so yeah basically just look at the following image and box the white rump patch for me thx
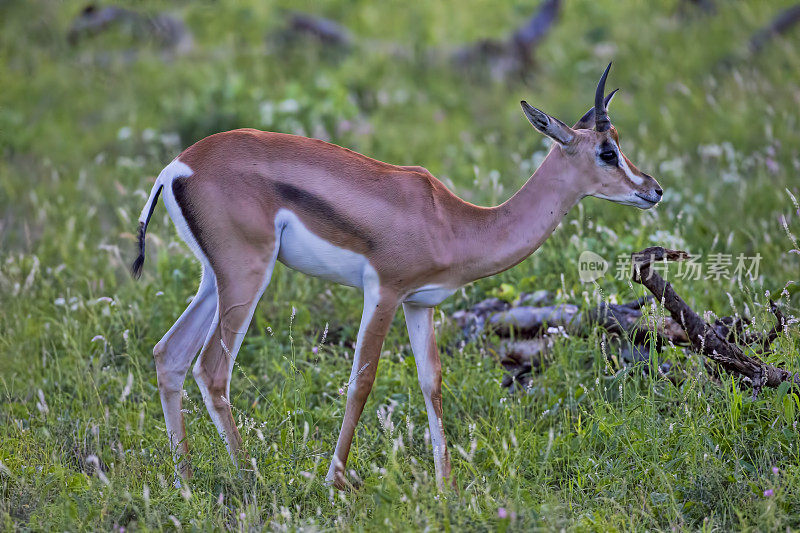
[158,159,208,264]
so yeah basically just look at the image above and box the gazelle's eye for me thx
[599,150,618,165]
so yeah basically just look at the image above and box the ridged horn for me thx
[594,62,612,132]
[573,88,618,129]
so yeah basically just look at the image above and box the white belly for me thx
[275,209,371,288]
[274,209,457,306]
[404,284,457,306]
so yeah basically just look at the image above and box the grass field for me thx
[2,0,800,529]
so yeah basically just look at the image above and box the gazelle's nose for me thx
[654,187,663,198]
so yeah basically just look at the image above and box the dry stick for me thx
[281,12,352,47]
[509,0,562,65]
[756,300,787,354]
[451,0,562,77]
[459,295,689,346]
[749,4,800,54]
[631,246,796,398]
[67,5,192,52]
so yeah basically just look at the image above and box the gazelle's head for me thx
[520,63,662,209]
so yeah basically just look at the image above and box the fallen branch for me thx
[453,289,687,389]
[749,4,800,54]
[488,303,578,336]
[679,0,716,15]
[451,250,792,392]
[509,0,562,66]
[273,12,353,49]
[498,338,548,389]
[497,335,676,391]
[266,2,561,81]
[452,0,562,80]
[454,292,688,345]
[631,246,795,398]
[67,4,193,54]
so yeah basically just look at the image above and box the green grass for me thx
[2,0,800,529]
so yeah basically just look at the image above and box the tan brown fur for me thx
[143,98,662,490]
[176,129,500,294]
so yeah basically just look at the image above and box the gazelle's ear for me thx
[573,89,618,129]
[520,101,575,146]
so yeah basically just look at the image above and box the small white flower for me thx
[259,101,275,124]
[36,389,49,415]
[160,133,180,147]
[278,99,300,113]
[86,455,110,485]
[120,372,134,403]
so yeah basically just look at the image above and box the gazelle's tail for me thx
[130,179,164,279]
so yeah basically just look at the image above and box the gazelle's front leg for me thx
[326,276,398,489]
[403,303,452,489]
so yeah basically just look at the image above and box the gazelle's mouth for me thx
[635,192,659,206]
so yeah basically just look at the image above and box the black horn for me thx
[594,62,612,132]
[573,88,618,129]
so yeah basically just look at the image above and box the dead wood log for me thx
[457,293,689,345]
[757,300,788,352]
[497,335,673,390]
[68,4,193,53]
[679,0,716,15]
[488,303,579,336]
[450,263,790,391]
[452,297,511,340]
[499,338,549,389]
[750,4,800,54]
[275,12,352,48]
[509,0,562,66]
[631,246,795,397]
[584,297,690,345]
[452,0,561,80]
[454,292,683,389]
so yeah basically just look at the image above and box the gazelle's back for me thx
[174,129,475,281]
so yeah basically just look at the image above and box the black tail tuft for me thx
[131,221,146,279]
[130,183,162,280]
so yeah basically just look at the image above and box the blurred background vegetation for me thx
[1,0,799,530]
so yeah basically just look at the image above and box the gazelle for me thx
[132,64,661,489]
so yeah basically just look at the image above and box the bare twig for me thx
[68,4,193,53]
[276,12,352,48]
[750,4,800,54]
[452,0,562,80]
[631,246,797,398]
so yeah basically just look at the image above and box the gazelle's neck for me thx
[459,147,584,282]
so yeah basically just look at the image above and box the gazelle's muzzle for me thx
[633,176,662,209]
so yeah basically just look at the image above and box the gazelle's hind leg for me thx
[193,242,280,465]
[153,265,218,485]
